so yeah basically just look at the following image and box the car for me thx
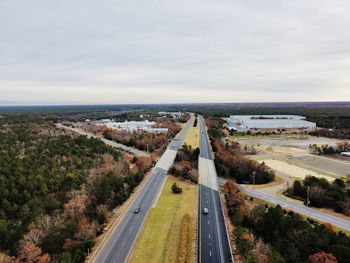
[203,208,209,214]
[134,206,140,213]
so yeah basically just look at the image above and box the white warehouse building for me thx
[99,120,168,134]
[225,115,316,132]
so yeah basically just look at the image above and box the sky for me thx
[0,0,349,105]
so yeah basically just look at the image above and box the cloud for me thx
[0,0,349,105]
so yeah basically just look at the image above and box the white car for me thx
[203,208,209,214]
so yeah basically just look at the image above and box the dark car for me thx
[134,206,140,213]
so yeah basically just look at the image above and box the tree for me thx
[19,243,51,263]
[171,183,183,194]
[309,252,337,263]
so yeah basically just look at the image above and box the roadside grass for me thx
[130,176,197,263]
[245,176,283,189]
[183,126,199,149]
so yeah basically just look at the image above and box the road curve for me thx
[217,178,350,232]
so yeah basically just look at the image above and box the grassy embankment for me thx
[183,125,199,149]
[130,176,197,263]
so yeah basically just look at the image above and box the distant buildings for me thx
[99,120,168,134]
[225,115,316,132]
[158,111,183,119]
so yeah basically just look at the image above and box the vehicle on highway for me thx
[203,207,209,214]
[134,206,140,213]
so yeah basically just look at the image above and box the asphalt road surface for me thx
[217,178,350,232]
[90,114,195,263]
[198,116,232,263]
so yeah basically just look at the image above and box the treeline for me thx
[310,128,350,140]
[309,141,350,155]
[102,128,170,153]
[286,176,350,216]
[169,144,199,184]
[224,182,350,263]
[206,118,275,184]
[0,122,152,262]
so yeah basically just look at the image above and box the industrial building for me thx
[98,120,168,134]
[225,115,316,132]
[158,111,183,118]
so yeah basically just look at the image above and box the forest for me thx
[169,144,199,184]
[224,181,350,263]
[286,176,350,216]
[206,118,275,184]
[0,120,152,262]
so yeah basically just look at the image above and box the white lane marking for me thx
[208,220,210,225]
[210,250,212,257]
[209,234,211,239]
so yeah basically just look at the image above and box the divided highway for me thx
[89,114,195,263]
[198,116,232,263]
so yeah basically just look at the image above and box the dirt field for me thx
[130,176,197,263]
[230,135,350,178]
[285,154,350,178]
[260,159,336,181]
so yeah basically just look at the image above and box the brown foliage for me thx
[20,214,62,248]
[135,157,152,173]
[224,182,245,208]
[64,195,87,221]
[19,243,50,263]
[0,253,18,263]
[309,252,337,263]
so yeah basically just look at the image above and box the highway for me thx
[89,114,195,263]
[217,178,350,232]
[198,116,232,263]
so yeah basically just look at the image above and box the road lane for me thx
[198,116,232,263]
[90,114,195,263]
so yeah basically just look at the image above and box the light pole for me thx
[306,186,310,207]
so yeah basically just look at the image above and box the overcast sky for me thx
[0,0,349,105]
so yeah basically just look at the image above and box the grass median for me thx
[130,176,197,263]
[183,126,199,149]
